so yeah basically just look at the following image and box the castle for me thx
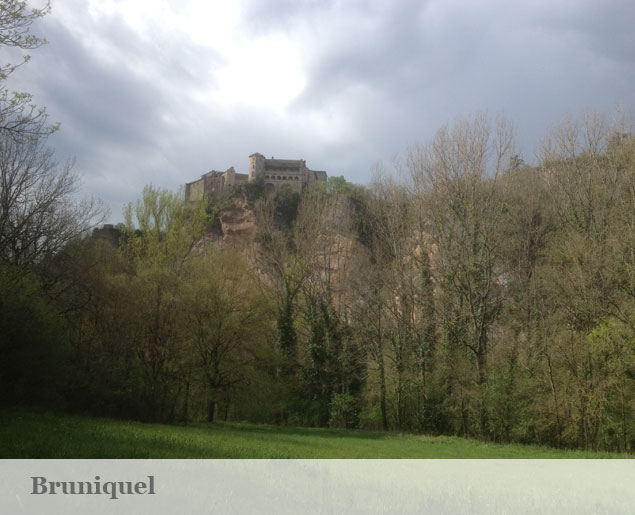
[185,153,328,201]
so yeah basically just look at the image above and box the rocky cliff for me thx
[218,198,256,247]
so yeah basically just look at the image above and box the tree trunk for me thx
[475,349,488,437]
[183,377,190,423]
[207,399,216,423]
[546,352,562,447]
[420,356,428,431]
[377,345,389,431]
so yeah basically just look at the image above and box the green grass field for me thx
[0,409,630,458]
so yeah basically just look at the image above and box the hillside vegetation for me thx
[2,111,635,454]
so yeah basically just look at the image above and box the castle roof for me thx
[264,159,305,170]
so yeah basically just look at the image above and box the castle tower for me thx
[249,153,265,181]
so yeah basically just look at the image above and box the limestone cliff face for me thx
[218,198,256,248]
[189,198,256,256]
[197,199,369,299]
[312,231,364,280]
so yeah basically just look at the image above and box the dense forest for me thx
[0,1,633,454]
[2,106,634,452]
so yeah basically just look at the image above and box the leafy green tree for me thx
[346,193,392,431]
[293,189,366,426]
[0,269,68,406]
[181,250,272,422]
[0,2,110,413]
[120,185,210,421]
[585,319,635,452]
[326,176,354,195]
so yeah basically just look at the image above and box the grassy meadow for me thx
[0,409,630,459]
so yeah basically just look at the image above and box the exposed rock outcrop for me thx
[218,198,256,248]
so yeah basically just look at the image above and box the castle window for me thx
[265,175,270,179]
[283,176,287,180]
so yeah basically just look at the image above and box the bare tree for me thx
[409,112,516,436]
[0,132,104,269]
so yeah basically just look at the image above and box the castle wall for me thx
[203,173,225,197]
[263,167,302,191]
[187,154,327,202]
[185,178,205,201]
[309,170,328,184]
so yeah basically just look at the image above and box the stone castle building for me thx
[185,153,327,201]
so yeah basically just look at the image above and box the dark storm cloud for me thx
[527,0,635,62]
[14,3,225,218]
[271,0,635,164]
[36,19,163,147]
[33,11,223,150]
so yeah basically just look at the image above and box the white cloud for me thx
[211,35,306,111]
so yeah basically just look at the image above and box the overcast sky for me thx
[8,0,635,222]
